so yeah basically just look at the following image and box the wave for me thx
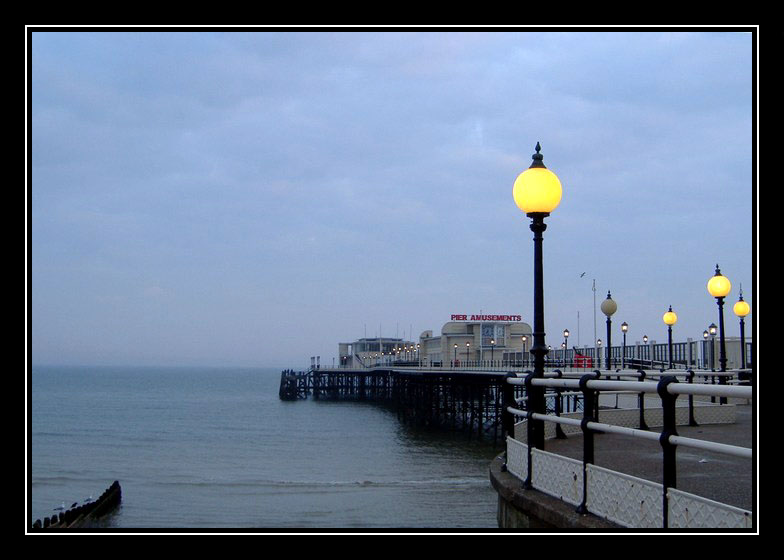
[31,475,90,486]
[152,477,488,489]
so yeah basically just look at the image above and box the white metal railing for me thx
[503,371,753,529]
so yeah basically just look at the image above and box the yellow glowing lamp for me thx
[513,143,563,215]
[734,289,750,318]
[663,306,677,326]
[707,264,731,298]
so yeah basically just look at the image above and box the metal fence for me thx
[333,338,754,372]
[502,369,753,529]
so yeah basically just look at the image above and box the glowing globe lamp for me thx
[734,298,750,318]
[707,265,732,298]
[513,143,562,215]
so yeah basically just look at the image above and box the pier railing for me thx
[502,370,753,529]
[338,338,753,372]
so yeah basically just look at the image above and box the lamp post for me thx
[454,343,458,367]
[601,291,617,370]
[707,264,731,404]
[663,306,678,370]
[563,329,570,367]
[466,341,471,366]
[512,142,563,451]
[490,338,495,366]
[521,335,528,368]
[707,264,731,373]
[734,287,750,369]
[702,330,709,369]
[621,322,628,369]
[709,323,718,402]
[643,335,649,369]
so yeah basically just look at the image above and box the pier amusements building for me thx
[340,315,533,368]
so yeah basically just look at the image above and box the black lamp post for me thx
[663,306,677,370]
[466,341,471,366]
[453,343,458,367]
[512,142,563,451]
[490,338,495,366]
[621,322,628,369]
[563,329,570,367]
[521,335,528,368]
[709,322,720,403]
[734,287,750,369]
[707,264,731,374]
[702,330,709,369]
[601,291,617,370]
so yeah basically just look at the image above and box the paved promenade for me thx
[538,401,755,512]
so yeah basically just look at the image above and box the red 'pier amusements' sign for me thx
[450,314,522,322]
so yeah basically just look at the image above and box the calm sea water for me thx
[29,366,501,530]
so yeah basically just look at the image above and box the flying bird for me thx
[580,272,586,278]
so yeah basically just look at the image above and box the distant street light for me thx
[521,335,528,368]
[702,330,709,369]
[621,322,628,369]
[663,306,678,370]
[596,339,602,363]
[734,287,750,369]
[707,265,732,404]
[601,291,617,370]
[709,323,717,370]
[707,264,731,374]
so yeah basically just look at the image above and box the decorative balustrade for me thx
[502,370,753,529]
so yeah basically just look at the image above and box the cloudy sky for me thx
[29,29,755,368]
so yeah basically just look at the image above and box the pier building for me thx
[419,317,533,366]
[338,337,417,368]
[339,316,534,368]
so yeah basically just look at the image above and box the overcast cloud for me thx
[29,29,755,368]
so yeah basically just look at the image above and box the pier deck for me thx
[539,401,754,511]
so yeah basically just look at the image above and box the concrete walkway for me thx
[538,402,755,512]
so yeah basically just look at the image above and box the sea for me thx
[29,366,501,531]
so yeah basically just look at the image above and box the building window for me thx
[482,324,506,347]
[481,324,494,347]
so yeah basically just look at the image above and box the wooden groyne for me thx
[279,367,528,444]
[31,481,122,530]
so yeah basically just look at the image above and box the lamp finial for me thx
[530,142,546,168]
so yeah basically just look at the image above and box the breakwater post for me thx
[31,481,122,530]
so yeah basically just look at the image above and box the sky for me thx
[28,29,756,369]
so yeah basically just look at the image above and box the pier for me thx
[280,366,523,443]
